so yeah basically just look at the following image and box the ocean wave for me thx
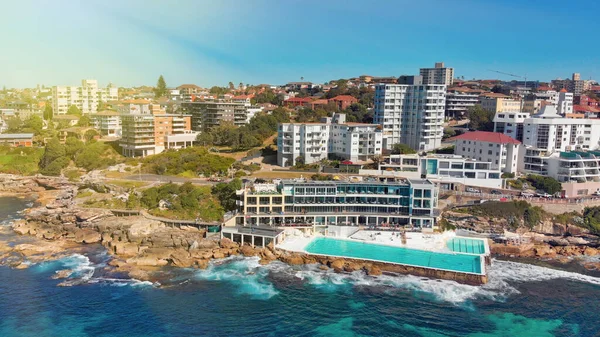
[194,256,279,300]
[490,259,600,286]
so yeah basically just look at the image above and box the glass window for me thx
[414,189,423,198]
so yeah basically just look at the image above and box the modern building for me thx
[0,133,34,147]
[182,101,251,131]
[478,93,522,113]
[419,62,454,86]
[90,110,122,137]
[372,154,503,189]
[120,105,197,157]
[494,105,600,176]
[277,113,383,167]
[235,179,439,229]
[445,88,480,120]
[373,83,446,151]
[452,131,522,174]
[557,89,574,115]
[52,79,118,115]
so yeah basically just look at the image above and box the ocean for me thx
[1,196,599,337]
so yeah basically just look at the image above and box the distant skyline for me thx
[2,0,600,88]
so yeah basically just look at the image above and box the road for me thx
[120,174,221,185]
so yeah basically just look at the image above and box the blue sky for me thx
[1,0,599,88]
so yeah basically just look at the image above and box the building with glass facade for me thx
[235,179,438,230]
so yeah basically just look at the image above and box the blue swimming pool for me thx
[304,237,482,274]
[447,238,486,255]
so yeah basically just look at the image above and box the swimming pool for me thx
[447,238,486,255]
[304,237,482,274]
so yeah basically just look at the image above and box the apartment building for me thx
[478,93,522,113]
[373,154,503,188]
[120,105,197,157]
[452,131,522,174]
[90,110,121,137]
[373,83,446,151]
[445,88,480,120]
[494,105,600,176]
[182,101,251,131]
[557,89,574,115]
[52,79,118,115]
[177,84,202,102]
[112,99,153,115]
[235,179,438,229]
[419,62,454,86]
[277,113,382,167]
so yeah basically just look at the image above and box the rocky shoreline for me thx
[2,173,600,284]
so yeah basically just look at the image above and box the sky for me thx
[1,0,600,88]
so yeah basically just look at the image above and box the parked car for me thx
[536,192,552,198]
[490,190,502,195]
[466,187,481,193]
[520,192,534,197]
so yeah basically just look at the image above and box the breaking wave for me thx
[194,256,279,300]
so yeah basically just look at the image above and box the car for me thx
[520,192,534,197]
[593,191,600,196]
[466,187,481,193]
[490,190,502,195]
[536,192,552,198]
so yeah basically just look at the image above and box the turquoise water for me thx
[447,238,486,255]
[305,237,482,274]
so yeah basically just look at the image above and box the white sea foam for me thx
[59,254,95,281]
[194,256,279,299]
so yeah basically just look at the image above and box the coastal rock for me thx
[282,254,304,265]
[169,249,194,268]
[196,259,209,269]
[74,229,101,244]
[329,259,345,272]
[584,247,599,256]
[219,238,238,250]
[212,251,225,259]
[111,242,140,257]
[240,245,257,257]
[52,269,73,279]
[534,245,556,258]
[344,262,362,272]
[126,256,168,267]
[365,264,382,276]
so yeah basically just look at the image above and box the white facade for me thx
[374,84,446,151]
[557,91,574,115]
[368,154,503,188]
[419,62,454,86]
[495,105,600,176]
[52,79,118,115]
[445,90,478,120]
[493,112,530,142]
[277,113,383,167]
[91,112,121,137]
[453,132,522,174]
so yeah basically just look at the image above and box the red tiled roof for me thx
[574,105,600,113]
[479,92,509,98]
[285,97,312,103]
[591,86,600,91]
[451,131,521,144]
[330,95,358,101]
[559,88,568,93]
[537,86,553,91]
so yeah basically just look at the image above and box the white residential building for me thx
[52,79,118,115]
[277,113,383,167]
[91,111,122,137]
[494,105,600,176]
[445,89,479,120]
[419,62,454,86]
[374,83,446,151]
[452,131,522,174]
[113,99,153,115]
[367,154,503,189]
[557,89,574,115]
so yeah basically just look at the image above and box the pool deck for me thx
[276,230,490,282]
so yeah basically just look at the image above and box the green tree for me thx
[196,132,214,146]
[5,118,22,132]
[228,82,234,90]
[443,127,456,140]
[23,115,43,135]
[527,175,561,195]
[66,105,82,116]
[39,138,68,176]
[211,178,242,211]
[77,115,91,127]
[84,129,98,142]
[467,105,495,131]
[126,192,140,209]
[524,206,543,229]
[65,137,85,158]
[154,75,167,98]
[43,104,53,120]
[97,100,106,111]
[391,143,417,154]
